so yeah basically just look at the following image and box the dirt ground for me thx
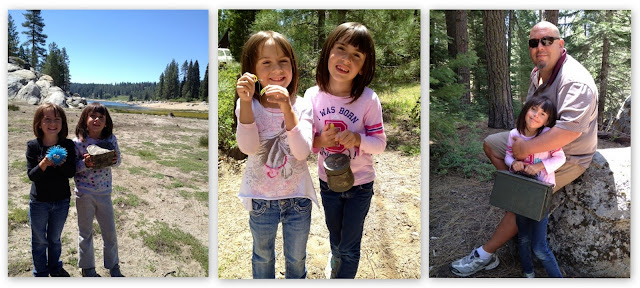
[7,101,209,277]
[217,124,422,279]
[428,121,627,278]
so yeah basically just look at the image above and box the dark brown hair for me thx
[316,22,376,102]
[516,97,557,137]
[33,103,68,140]
[75,102,114,140]
[239,31,299,100]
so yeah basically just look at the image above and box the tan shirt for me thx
[527,53,598,168]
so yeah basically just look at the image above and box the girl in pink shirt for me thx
[305,22,386,278]
[235,31,315,279]
[506,97,565,278]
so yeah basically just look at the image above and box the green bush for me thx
[218,62,241,154]
[8,104,19,111]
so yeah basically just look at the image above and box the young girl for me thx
[305,22,386,279]
[235,31,316,279]
[505,97,565,278]
[26,103,76,277]
[73,102,124,277]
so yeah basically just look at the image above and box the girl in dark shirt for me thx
[25,103,76,277]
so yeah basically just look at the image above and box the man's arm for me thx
[511,126,581,159]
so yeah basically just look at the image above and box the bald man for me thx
[449,21,598,277]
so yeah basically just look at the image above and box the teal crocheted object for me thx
[46,145,68,166]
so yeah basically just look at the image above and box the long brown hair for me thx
[75,102,114,141]
[32,103,68,140]
[239,31,299,100]
[316,22,376,102]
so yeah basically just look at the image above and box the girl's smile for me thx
[256,39,292,89]
[525,104,549,135]
[40,109,62,138]
[87,112,106,138]
[327,37,366,95]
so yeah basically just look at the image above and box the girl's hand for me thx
[263,85,292,109]
[523,162,544,176]
[236,72,257,103]
[39,157,54,171]
[511,161,525,172]
[335,130,361,149]
[111,154,118,164]
[83,153,94,168]
[320,123,340,147]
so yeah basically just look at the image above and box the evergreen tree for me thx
[21,10,47,70]
[42,42,63,87]
[200,63,208,101]
[163,60,180,99]
[61,47,71,91]
[158,73,165,100]
[182,60,194,100]
[191,60,201,101]
[8,14,20,57]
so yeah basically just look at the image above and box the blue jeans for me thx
[29,198,70,277]
[516,214,563,277]
[320,179,374,279]
[249,197,312,279]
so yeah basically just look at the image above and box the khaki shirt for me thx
[527,53,598,168]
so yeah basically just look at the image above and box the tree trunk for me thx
[445,11,471,105]
[482,10,515,129]
[508,10,513,68]
[544,10,559,26]
[317,10,326,51]
[598,10,613,129]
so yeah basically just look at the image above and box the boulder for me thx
[8,68,37,100]
[15,81,41,105]
[610,95,631,136]
[548,148,630,277]
[45,87,68,107]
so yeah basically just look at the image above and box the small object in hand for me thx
[330,123,335,129]
[87,144,116,169]
[254,78,266,96]
[46,145,68,166]
[323,153,354,192]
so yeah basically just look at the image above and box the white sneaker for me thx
[449,249,500,277]
[523,272,535,278]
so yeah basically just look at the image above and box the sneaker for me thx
[82,268,101,277]
[523,272,535,278]
[50,267,70,277]
[110,264,125,277]
[449,249,500,277]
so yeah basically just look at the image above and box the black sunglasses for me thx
[528,36,560,48]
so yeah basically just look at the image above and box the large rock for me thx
[610,95,631,136]
[8,69,37,100]
[548,148,630,277]
[15,81,42,105]
[45,87,68,107]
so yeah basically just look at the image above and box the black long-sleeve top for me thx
[26,138,77,202]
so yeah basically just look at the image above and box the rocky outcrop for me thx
[7,57,86,108]
[611,96,631,136]
[548,148,631,277]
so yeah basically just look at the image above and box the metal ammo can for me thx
[323,153,355,192]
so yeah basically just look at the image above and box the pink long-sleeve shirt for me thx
[235,96,317,211]
[505,127,566,186]
[305,86,386,186]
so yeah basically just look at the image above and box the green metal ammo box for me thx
[489,170,554,221]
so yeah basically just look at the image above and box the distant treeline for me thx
[70,82,157,101]
[70,60,209,102]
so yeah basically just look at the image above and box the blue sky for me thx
[8,10,208,84]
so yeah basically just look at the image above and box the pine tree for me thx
[191,60,201,102]
[21,10,47,70]
[61,48,71,91]
[200,63,208,101]
[42,42,63,87]
[182,60,193,100]
[8,14,20,57]
[157,73,165,100]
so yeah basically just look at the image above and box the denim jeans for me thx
[516,214,563,277]
[249,197,312,279]
[29,198,70,277]
[320,179,374,279]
